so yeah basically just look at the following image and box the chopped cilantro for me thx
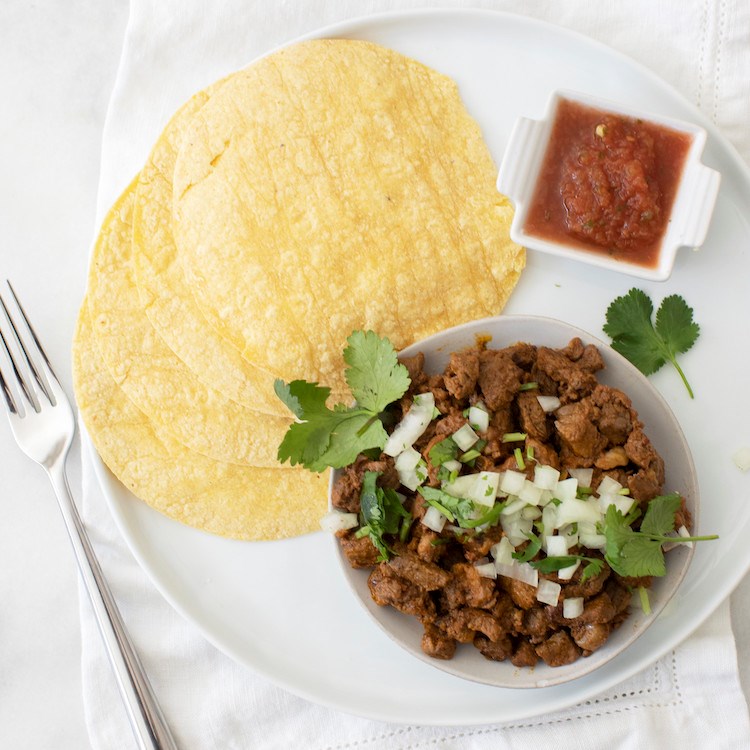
[530,554,605,582]
[428,436,459,467]
[512,531,542,563]
[276,331,410,471]
[358,471,411,561]
[603,288,700,398]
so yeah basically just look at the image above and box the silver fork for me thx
[0,281,178,750]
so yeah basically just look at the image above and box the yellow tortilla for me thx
[73,306,328,540]
[133,85,331,416]
[87,179,291,467]
[172,38,524,394]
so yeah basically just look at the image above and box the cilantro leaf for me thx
[529,554,604,582]
[275,332,411,471]
[343,330,410,413]
[512,531,542,563]
[418,486,475,527]
[603,288,699,398]
[428,436,459,467]
[639,492,682,537]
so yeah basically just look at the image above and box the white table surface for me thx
[0,2,748,749]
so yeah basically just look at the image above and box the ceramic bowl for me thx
[497,90,720,281]
[330,315,698,688]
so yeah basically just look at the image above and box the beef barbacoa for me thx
[330,338,691,668]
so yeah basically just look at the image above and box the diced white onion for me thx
[319,510,359,533]
[518,480,543,506]
[501,514,533,547]
[422,505,447,533]
[453,423,479,451]
[468,405,490,433]
[491,537,515,565]
[597,475,623,495]
[501,497,527,516]
[597,493,617,512]
[545,535,568,557]
[536,395,561,413]
[541,503,558,533]
[383,392,435,456]
[677,525,694,548]
[614,496,635,516]
[394,446,422,472]
[536,579,561,606]
[443,459,462,473]
[555,497,603,528]
[501,469,527,495]
[557,561,580,580]
[474,562,497,579]
[444,471,500,508]
[563,597,584,619]
[495,560,539,587]
[398,459,427,491]
[522,506,542,521]
[579,531,607,550]
[554,477,578,503]
[568,468,593,488]
[732,446,750,472]
[533,464,560,490]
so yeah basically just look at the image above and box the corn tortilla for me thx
[87,179,291,467]
[134,86,334,416]
[172,39,524,395]
[73,306,328,540]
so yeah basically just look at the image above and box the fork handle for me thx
[47,462,178,750]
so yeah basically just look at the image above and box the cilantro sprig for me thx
[603,288,700,398]
[275,331,410,471]
[602,493,718,578]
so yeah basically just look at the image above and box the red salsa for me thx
[524,99,692,267]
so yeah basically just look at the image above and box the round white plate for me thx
[93,9,750,725]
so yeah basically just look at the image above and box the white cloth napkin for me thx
[80,1,750,748]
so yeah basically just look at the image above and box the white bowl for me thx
[497,90,720,281]
[331,315,698,688]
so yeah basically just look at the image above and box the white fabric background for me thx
[80,1,750,748]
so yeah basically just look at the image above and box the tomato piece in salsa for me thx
[524,99,692,267]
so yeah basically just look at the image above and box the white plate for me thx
[92,9,750,725]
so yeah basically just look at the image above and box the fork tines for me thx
[0,281,57,415]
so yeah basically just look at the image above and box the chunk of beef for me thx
[442,563,498,610]
[536,345,598,404]
[461,526,505,563]
[591,385,634,445]
[561,564,610,599]
[577,344,605,373]
[510,639,538,668]
[368,564,435,621]
[517,391,551,441]
[627,468,663,503]
[526,437,560,470]
[570,622,612,654]
[604,579,632,617]
[478,349,523,410]
[338,531,380,568]
[475,633,514,661]
[674,495,693,531]
[506,342,538,370]
[625,427,666,500]
[388,553,451,591]
[435,608,504,643]
[520,607,553,642]
[535,631,581,667]
[400,352,429,391]
[409,524,443,564]
[499,577,538,610]
[576,592,616,625]
[422,623,457,660]
[443,348,480,400]
[554,400,607,460]
[595,446,629,469]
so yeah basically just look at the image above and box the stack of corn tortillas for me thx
[73,38,525,541]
